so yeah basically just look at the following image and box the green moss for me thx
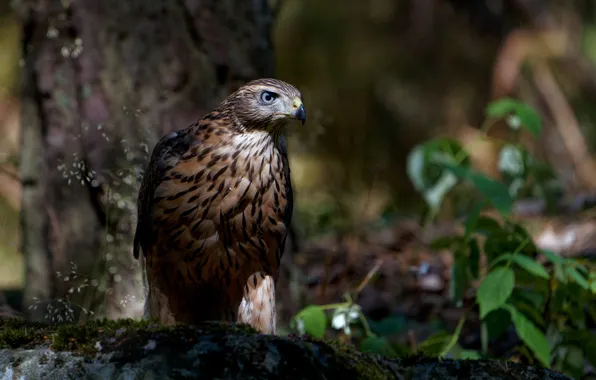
[0,317,259,358]
[0,318,50,348]
[0,318,571,379]
[0,317,402,378]
[279,334,395,379]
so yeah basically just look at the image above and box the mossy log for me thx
[0,318,571,380]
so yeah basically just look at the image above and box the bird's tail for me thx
[139,254,151,320]
[237,272,277,335]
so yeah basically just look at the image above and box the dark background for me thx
[0,0,595,376]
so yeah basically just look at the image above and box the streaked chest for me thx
[154,130,291,237]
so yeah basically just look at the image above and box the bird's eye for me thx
[260,91,278,104]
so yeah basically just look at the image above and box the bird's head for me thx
[224,78,306,132]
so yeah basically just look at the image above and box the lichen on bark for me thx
[0,318,573,379]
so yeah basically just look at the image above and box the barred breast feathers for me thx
[151,120,290,266]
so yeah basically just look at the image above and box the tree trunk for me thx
[15,0,275,321]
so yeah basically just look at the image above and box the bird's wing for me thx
[133,128,196,259]
[278,135,294,229]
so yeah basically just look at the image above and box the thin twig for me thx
[532,61,596,189]
[408,330,417,351]
[355,258,383,295]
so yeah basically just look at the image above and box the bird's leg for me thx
[145,283,178,324]
[237,272,277,334]
[140,255,151,320]
[143,259,177,325]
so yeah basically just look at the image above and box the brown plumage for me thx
[133,78,305,334]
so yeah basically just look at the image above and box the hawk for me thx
[133,78,305,335]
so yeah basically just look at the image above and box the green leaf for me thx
[406,139,469,212]
[489,254,514,267]
[418,331,453,356]
[451,248,469,305]
[423,172,458,211]
[550,285,567,313]
[464,201,487,238]
[566,299,587,329]
[510,299,546,330]
[572,262,589,276]
[482,222,534,263]
[470,216,503,237]
[295,305,327,338]
[513,267,549,293]
[542,249,565,264]
[560,330,596,373]
[440,314,467,357]
[477,267,515,318]
[359,336,400,357]
[590,274,596,294]
[430,236,462,250]
[484,308,512,340]
[437,162,514,217]
[486,98,542,138]
[506,222,537,249]
[584,335,596,369]
[561,345,584,380]
[565,266,589,290]
[369,316,407,336]
[493,254,550,279]
[515,104,542,138]
[457,350,482,359]
[504,305,551,368]
[513,289,546,311]
[565,282,590,304]
[486,98,521,118]
[468,238,480,279]
[554,264,568,284]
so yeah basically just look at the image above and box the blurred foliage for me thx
[273,0,502,237]
[0,6,20,95]
[291,99,596,379]
[271,0,596,241]
[0,0,595,240]
[0,3,21,287]
[0,197,20,288]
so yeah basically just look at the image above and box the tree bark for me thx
[15,0,274,321]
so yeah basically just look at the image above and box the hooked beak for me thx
[291,97,306,125]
